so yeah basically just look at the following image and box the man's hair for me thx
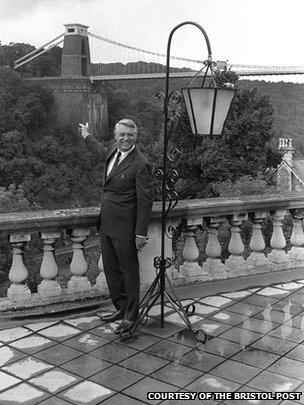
[114,118,138,135]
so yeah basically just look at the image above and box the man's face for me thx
[115,124,137,152]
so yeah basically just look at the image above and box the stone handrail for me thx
[1,193,304,313]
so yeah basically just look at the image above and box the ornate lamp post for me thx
[122,22,236,342]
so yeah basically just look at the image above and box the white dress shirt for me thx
[106,145,135,177]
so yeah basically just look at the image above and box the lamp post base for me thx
[119,265,208,344]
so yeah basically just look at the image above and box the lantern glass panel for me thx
[182,87,235,135]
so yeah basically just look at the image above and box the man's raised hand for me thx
[78,122,90,139]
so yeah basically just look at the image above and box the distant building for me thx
[276,138,304,192]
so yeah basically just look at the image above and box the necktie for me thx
[109,151,121,176]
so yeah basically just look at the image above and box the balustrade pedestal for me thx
[201,217,227,280]
[7,233,31,302]
[67,228,92,294]
[38,231,62,298]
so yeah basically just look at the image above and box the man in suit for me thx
[79,119,153,334]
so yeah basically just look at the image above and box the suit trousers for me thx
[100,232,139,322]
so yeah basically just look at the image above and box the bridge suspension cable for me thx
[13,33,64,70]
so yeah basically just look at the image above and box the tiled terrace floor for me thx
[0,281,304,404]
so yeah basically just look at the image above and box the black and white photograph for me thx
[0,0,304,404]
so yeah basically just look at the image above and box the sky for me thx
[1,0,304,82]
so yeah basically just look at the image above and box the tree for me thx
[0,43,62,77]
[149,87,281,199]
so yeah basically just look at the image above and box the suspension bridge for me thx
[13,23,304,82]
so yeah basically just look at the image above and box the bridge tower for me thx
[61,23,91,76]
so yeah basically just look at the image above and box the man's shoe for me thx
[100,310,124,323]
[114,319,134,334]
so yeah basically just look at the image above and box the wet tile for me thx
[25,322,58,332]
[289,313,304,329]
[89,365,143,391]
[209,359,260,384]
[144,340,192,361]
[119,351,169,374]
[226,302,263,317]
[192,320,231,336]
[147,304,173,316]
[242,295,278,308]
[200,296,233,308]
[269,325,304,343]
[179,348,225,372]
[267,357,304,380]
[0,382,48,404]
[254,308,293,324]
[33,344,80,366]
[0,370,21,391]
[271,300,304,316]
[0,327,32,343]
[122,376,178,404]
[89,323,120,341]
[59,381,113,405]
[64,316,102,330]
[99,393,144,405]
[89,341,138,363]
[257,287,291,297]
[37,397,72,405]
[167,328,208,349]
[274,282,303,290]
[38,397,72,405]
[248,370,302,392]
[29,369,81,394]
[117,331,161,350]
[293,382,304,404]
[3,356,53,379]
[286,294,304,306]
[236,318,274,334]
[38,323,81,341]
[60,353,112,377]
[186,373,241,392]
[151,362,202,387]
[221,291,252,299]
[286,344,304,362]
[210,311,247,326]
[164,312,203,325]
[250,335,297,355]
[10,335,56,354]
[191,303,219,315]
[140,320,184,338]
[62,332,109,353]
[231,347,279,369]
[0,346,26,367]
[204,337,243,358]
[218,327,263,347]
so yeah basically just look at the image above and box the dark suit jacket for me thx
[85,135,153,240]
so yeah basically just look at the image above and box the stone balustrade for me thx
[1,193,304,313]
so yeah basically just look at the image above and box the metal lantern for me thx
[182,84,236,135]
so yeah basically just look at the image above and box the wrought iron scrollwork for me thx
[165,224,178,240]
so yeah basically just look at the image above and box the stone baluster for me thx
[225,213,248,277]
[180,216,209,282]
[7,233,31,301]
[201,216,227,279]
[38,231,62,298]
[95,253,109,295]
[288,209,304,266]
[247,211,268,271]
[67,228,91,293]
[267,209,289,268]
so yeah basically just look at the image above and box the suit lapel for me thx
[106,147,136,182]
[104,148,117,182]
